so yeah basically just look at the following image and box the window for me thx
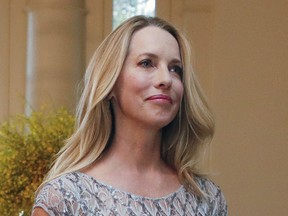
[113,0,155,29]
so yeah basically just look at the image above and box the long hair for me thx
[39,16,214,196]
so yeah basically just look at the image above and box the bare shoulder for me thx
[31,207,49,216]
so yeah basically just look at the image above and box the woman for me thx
[32,16,227,215]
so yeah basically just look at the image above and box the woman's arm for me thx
[31,207,49,216]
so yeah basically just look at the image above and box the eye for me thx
[138,59,154,68]
[169,65,183,76]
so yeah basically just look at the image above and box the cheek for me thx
[115,74,150,102]
[174,80,184,99]
[126,74,151,92]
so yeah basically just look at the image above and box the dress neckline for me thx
[75,171,185,201]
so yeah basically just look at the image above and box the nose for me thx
[154,66,172,89]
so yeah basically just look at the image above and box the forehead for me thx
[128,26,180,58]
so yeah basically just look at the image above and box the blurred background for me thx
[0,0,287,215]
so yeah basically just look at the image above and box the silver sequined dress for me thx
[33,172,227,215]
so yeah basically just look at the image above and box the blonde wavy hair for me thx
[40,15,214,196]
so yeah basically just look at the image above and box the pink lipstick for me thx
[146,94,173,104]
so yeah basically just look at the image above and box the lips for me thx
[146,94,173,104]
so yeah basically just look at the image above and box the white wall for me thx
[212,1,288,215]
[158,0,288,215]
[0,0,27,122]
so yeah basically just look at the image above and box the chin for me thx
[148,115,177,129]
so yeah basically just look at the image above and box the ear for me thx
[107,90,115,100]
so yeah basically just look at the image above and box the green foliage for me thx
[0,108,74,215]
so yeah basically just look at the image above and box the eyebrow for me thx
[138,52,182,64]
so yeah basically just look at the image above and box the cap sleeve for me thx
[196,177,228,216]
[213,186,228,216]
[33,183,67,216]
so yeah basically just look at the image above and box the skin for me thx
[84,26,184,197]
[32,26,183,215]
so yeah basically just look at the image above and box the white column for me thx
[0,0,10,122]
[26,0,86,114]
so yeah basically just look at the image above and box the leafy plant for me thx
[0,108,74,215]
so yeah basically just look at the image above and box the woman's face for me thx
[111,26,184,130]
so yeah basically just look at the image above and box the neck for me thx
[103,124,164,172]
[81,121,180,196]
